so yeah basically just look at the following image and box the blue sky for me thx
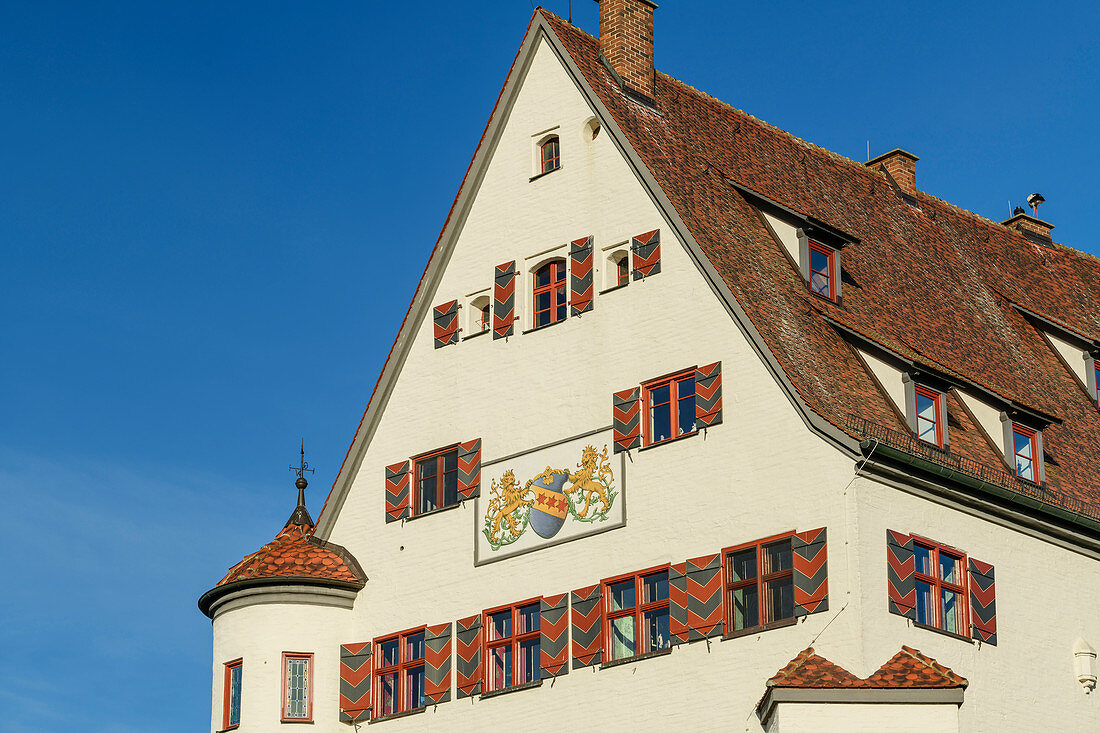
[1,2,1096,730]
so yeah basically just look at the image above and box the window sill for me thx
[217,727,240,732]
[529,166,562,182]
[407,501,463,522]
[599,282,629,295]
[522,317,568,335]
[369,707,426,725]
[600,646,673,670]
[722,617,797,641]
[639,430,698,451]
[280,719,314,724]
[479,679,542,700]
[913,621,974,644]
[463,328,491,341]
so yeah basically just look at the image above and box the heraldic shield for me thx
[529,469,569,538]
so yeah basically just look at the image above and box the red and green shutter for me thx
[631,229,661,279]
[968,558,997,645]
[455,614,483,698]
[792,527,828,616]
[887,530,916,619]
[695,362,723,428]
[669,562,689,645]
[384,460,411,523]
[457,439,481,501]
[339,642,371,724]
[569,236,594,315]
[432,300,459,348]
[612,387,641,453]
[493,261,517,339]
[424,622,452,705]
[540,593,570,678]
[570,584,603,668]
[684,553,724,640]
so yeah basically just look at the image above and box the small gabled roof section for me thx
[765,647,863,688]
[864,646,969,689]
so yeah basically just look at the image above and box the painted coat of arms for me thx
[483,444,617,550]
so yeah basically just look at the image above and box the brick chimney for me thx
[1001,212,1054,242]
[596,0,657,101]
[866,149,919,200]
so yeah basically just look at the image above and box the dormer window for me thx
[540,136,560,174]
[904,378,948,449]
[1011,424,1039,483]
[808,241,836,301]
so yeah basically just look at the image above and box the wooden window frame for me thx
[911,536,969,638]
[808,241,836,301]
[616,253,630,286]
[483,597,542,693]
[722,531,797,637]
[642,368,697,446]
[532,259,567,329]
[602,563,671,662]
[914,384,945,448]
[540,136,560,174]
[280,652,313,723]
[412,444,460,516]
[222,658,242,730]
[479,303,491,333]
[372,626,427,720]
[1012,423,1039,483]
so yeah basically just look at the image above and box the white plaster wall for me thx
[766,702,959,733]
[1046,331,1090,388]
[762,211,799,265]
[857,348,906,418]
[955,391,1005,458]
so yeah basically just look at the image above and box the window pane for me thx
[1014,430,1033,459]
[810,248,830,274]
[939,554,958,585]
[610,615,636,660]
[536,291,551,312]
[379,672,398,716]
[1016,453,1034,481]
[442,468,458,507]
[443,451,457,471]
[418,460,437,479]
[942,590,960,635]
[286,658,307,718]
[643,607,670,652]
[609,580,635,611]
[229,666,242,725]
[643,571,669,603]
[518,638,540,684]
[490,645,512,690]
[764,540,792,574]
[914,544,932,576]
[406,665,424,710]
[553,261,565,279]
[915,580,934,626]
[488,611,512,641]
[418,475,437,514]
[729,549,757,583]
[765,577,794,622]
[650,402,672,442]
[617,257,629,284]
[536,265,551,287]
[810,271,830,296]
[730,585,759,631]
[678,393,696,436]
[517,603,540,634]
[380,640,399,668]
[405,632,424,662]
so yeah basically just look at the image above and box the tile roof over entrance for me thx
[540,9,1100,521]
[766,646,967,690]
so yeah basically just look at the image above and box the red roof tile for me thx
[217,521,363,587]
[766,648,863,688]
[765,647,967,690]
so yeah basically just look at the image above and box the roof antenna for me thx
[568,0,572,24]
[866,140,870,161]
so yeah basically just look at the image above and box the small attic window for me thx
[540,136,560,174]
[808,242,836,301]
[1011,424,1039,483]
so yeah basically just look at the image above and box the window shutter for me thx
[540,593,570,679]
[612,387,642,453]
[685,554,724,641]
[968,558,997,645]
[695,361,723,428]
[432,300,459,348]
[424,623,452,704]
[457,439,481,501]
[455,615,483,698]
[631,229,661,279]
[384,460,411,523]
[339,642,371,724]
[792,527,828,616]
[669,562,689,645]
[570,584,603,668]
[493,261,517,339]
[569,236,594,315]
[886,530,916,619]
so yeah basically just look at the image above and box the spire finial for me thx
[286,440,316,528]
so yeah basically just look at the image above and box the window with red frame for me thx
[616,254,630,286]
[414,446,459,515]
[913,539,967,636]
[606,567,670,661]
[914,385,944,447]
[539,137,560,174]
[479,303,491,332]
[1012,424,1038,483]
[725,535,795,633]
[281,652,312,721]
[644,370,696,445]
[808,242,836,300]
[485,600,541,691]
[532,260,567,328]
[373,629,425,719]
[223,659,242,729]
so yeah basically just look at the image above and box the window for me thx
[485,600,541,691]
[914,385,945,447]
[281,653,312,722]
[616,254,630,286]
[643,370,696,445]
[532,260,567,328]
[414,446,459,515]
[1012,424,1038,483]
[913,539,967,636]
[1094,363,1099,404]
[373,629,425,719]
[605,567,670,661]
[539,136,560,174]
[223,659,242,729]
[808,241,836,300]
[725,535,795,634]
[479,303,491,333]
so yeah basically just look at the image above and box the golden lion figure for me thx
[486,469,533,544]
[563,444,614,518]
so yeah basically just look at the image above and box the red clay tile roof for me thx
[766,647,967,690]
[540,10,1100,521]
[766,648,863,688]
[217,521,363,587]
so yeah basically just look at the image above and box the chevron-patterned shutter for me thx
[792,527,828,616]
[433,300,459,348]
[455,615,483,698]
[493,261,517,339]
[571,584,603,668]
[457,439,481,501]
[540,593,569,678]
[669,562,689,645]
[887,530,916,619]
[569,236,594,315]
[631,229,661,279]
[968,558,997,645]
[339,642,371,724]
[695,361,723,428]
[685,554,724,640]
[424,623,452,705]
[384,460,411,523]
[612,387,641,453]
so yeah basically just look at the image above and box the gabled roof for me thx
[766,646,967,690]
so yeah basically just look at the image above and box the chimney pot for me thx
[595,0,658,101]
[866,148,919,200]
